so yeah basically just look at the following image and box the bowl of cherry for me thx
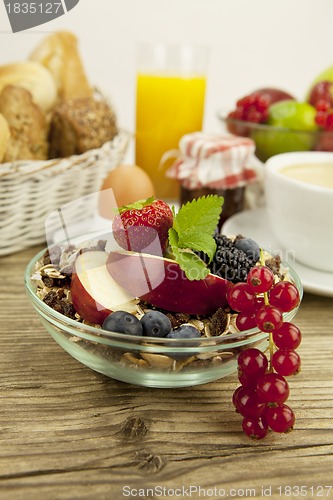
[218,84,333,162]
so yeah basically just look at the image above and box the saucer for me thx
[222,208,333,298]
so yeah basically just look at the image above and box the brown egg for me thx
[98,164,156,219]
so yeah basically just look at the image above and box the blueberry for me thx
[140,311,172,338]
[102,311,143,336]
[166,324,201,339]
[166,324,201,359]
[234,237,260,262]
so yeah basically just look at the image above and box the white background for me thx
[1,0,333,142]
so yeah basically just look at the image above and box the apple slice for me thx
[71,251,137,325]
[106,250,231,316]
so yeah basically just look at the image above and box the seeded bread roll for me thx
[0,61,57,112]
[48,97,118,158]
[0,113,10,162]
[0,85,48,162]
[29,31,93,101]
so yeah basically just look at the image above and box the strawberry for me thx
[112,197,173,255]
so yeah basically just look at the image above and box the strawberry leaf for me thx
[118,196,155,214]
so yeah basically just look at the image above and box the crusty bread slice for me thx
[29,31,93,101]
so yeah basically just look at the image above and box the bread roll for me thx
[0,113,10,162]
[48,97,118,158]
[0,61,57,112]
[0,85,48,162]
[29,31,93,101]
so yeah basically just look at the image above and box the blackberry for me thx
[208,235,257,283]
[214,234,234,250]
[197,234,234,265]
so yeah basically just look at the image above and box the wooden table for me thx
[1,245,333,500]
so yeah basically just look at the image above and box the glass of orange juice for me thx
[135,43,209,201]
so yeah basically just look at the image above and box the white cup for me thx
[264,152,333,272]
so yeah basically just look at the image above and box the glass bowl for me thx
[218,111,333,162]
[25,246,303,388]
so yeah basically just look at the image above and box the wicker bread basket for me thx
[0,130,130,256]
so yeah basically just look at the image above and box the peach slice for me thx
[106,250,231,316]
[71,251,137,325]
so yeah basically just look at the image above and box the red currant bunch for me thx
[228,260,302,440]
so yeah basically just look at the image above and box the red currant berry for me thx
[238,369,256,387]
[242,416,268,440]
[316,110,328,128]
[254,296,265,310]
[316,99,330,112]
[236,312,257,331]
[227,283,256,312]
[256,372,290,405]
[256,305,283,332]
[269,281,300,312]
[238,348,269,382]
[273,322,302,350]
[272,349,301,376]
[232,385,243,408]
[265,404,295,433]
[326,112,333,130]
[234,386,267,418]
[247,266,274,294]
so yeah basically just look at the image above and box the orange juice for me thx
[135,73,206,200]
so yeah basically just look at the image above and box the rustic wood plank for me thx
[1,246,333,500]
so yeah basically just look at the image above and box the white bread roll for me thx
[0,61,57,112]
[0,113,10,162]
[29,31,93,100]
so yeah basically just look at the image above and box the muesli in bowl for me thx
[25,195,302,388]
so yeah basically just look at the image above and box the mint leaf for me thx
[168,195,224,280]
[169,228,209,280]
[173,195,223,264]
[174,195,223,238]
[178,232,217,263]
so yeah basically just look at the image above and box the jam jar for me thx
[166,132,258,229]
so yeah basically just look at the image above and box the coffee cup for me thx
[264,151,333,272]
